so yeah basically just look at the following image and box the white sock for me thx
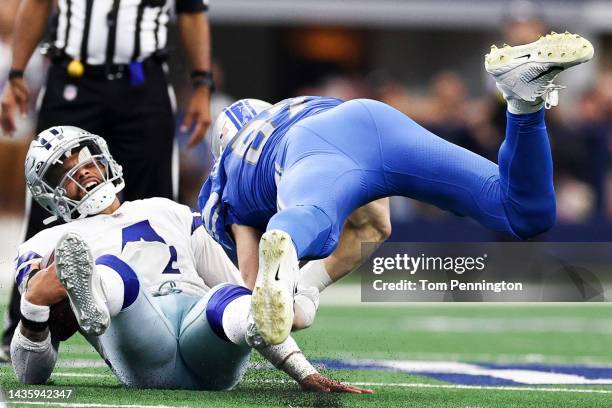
[298,259,332,292]
[221,295,251,346]
[293,290,318,330]
[96,264,124,317]
[506,97,544,115]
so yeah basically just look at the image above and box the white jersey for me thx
[15,198,243,297]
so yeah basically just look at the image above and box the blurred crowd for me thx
[269,16,612,226]
[1,1,611,227]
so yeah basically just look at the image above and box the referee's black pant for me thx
[2,58,177,350]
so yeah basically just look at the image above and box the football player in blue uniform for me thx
[199,33,594,345]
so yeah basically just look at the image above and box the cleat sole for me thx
[251,231,295,345]
[485,32,594,74]
[55,232,109,336]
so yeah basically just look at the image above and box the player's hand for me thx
[180,86,212,147]
[0,78,29,135]
[299,373,374,394]
[25,262,67,306]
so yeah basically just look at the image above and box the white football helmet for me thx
[210,98,272,159]
[25,126,125,223]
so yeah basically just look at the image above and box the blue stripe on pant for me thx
[95,255,139,309]
[179,284,252,390]
[269,99,555,259]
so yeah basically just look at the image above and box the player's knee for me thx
[510,196,556,239]
[268,206,334,258]
[95,255,140,311]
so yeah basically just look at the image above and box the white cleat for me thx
[55,232,109,336]
[251,230,299,345]
[485,32,594,111]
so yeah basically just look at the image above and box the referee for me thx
[0,0,214,360]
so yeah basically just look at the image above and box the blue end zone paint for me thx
[312,359,612,386]
[419,374,521,386]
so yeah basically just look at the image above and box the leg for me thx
[178,284,252,390]
[180,283,320,390]
[360,99,556,240]
[55,233,201,389]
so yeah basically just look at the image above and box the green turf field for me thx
[1,302,612,407]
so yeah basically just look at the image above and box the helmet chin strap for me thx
[43,215,58,225]
[77,183,117,216]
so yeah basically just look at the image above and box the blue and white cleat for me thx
[55,232,109,336]
[485,32,594,112]
[251,230,299,345]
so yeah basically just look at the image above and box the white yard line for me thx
[246,379,612,394]
[56,361,107,369]
[334,359,612,385]
[313,350,612,366]
[319,284,612,306]
[53,372,112,378]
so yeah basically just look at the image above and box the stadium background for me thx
[2,0,612,406]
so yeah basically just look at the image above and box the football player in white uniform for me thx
[10,126,372,394]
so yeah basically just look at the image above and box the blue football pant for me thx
[268,99,555,259]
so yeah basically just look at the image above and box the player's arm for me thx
[294,199,391,331]
[176,0,212,146]
[256,335,373,394]
[324,198,392,280]
[0,0,53,134]
[191,225,245,287]
[11,259,66,384]
[230,224,262,289]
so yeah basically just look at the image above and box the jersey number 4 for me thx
[122,220,180,274]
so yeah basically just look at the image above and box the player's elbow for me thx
[373,218,392,243]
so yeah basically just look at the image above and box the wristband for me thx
[21,295,50,323]
[15,323,51,351]
[281,351,318,381]
[21,317,49,333]
[8,69,24,80]
[191,70,215,91]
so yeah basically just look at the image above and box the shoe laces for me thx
[535,81,566,109]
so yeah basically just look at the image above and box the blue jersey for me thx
[198,96,343,250]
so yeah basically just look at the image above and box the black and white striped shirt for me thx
[52,0,208,65]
